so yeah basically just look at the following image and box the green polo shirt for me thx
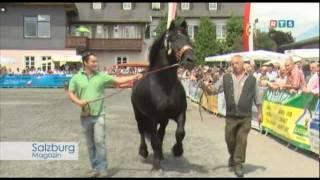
[68,70,115,116]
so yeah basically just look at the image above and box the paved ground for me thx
[0,88,319,177]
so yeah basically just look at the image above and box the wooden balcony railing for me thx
[66,36,143,51]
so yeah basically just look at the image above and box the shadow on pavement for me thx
[139,152,209,174]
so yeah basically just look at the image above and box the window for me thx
[216,24,226,39]
[95,24,104,38]
[116,56,129,65]
[41,56,52,71]
[209,3,217,11]
[187,25,193,40]
[123,3,132,10]
[122,57,127,64]
[113,25,120,38]
[42,63,46,71]
[117,57,122,64]
[47,62,51,71]
[122,25,137,39]
[37,15,50,38]
[92,2,102,10]
[24,17,37,38]
[187,25,198,40]
[181,3,190,10]
[145,25,150,39]
[25,56,35,69]
[151,3,160,10]
[24,15,50,38]
[194,26,199,36]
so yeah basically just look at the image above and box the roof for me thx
[279,36,319,49]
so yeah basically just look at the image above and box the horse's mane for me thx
[148,31,167,68]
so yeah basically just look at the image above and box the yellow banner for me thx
[262,101,312,148]
[201,95,218,114]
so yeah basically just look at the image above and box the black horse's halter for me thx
[164,31,193,62]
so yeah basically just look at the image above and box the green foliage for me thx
[268,28,295,47]
[154,15,185,40]
[194,17,217,65]
[254,29,277,51]
[225,16,243,52]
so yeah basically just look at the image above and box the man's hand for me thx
[78,100,88,107]
[134,73,143,81]
[289,89,297,94]
[302,86,310,93]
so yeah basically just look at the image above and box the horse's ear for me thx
[180,19,187,30]
[168,20,175,30]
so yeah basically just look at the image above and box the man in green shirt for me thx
[68,52,142,177]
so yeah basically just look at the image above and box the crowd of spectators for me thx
[178,57,319,96]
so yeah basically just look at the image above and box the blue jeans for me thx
[81,115,107,172]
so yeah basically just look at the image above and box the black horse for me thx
[131,19,194,170]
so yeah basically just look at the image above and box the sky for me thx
[251,3,319,41]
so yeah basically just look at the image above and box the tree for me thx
[194,17,217,65]
[154,16,168,40]
[225,15,243,52]
[154,15,185,40]
[268,28,294,47]
[254,29,277,51]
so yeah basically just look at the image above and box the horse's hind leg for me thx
[172,112,186,157]
[157,119,169,160]
[133,106,149,159]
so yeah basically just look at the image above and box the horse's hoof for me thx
[160,154,164,160]
[151,164,161,171]
[151,159,161,171]
[172,143,183,157]
[139,147,148,159]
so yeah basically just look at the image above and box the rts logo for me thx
[270,20,295,28]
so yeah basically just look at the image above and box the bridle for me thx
[164,31,193,62]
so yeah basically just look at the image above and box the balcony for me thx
[65,36,88,49]
[66,36,143,51]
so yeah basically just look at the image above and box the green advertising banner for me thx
[262,89,319,154]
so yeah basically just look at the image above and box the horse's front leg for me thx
[150,121,161,170]
[157,119,169,160]
[172,112,186,157]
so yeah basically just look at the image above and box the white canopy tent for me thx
[0,56,16,65]
[205,50,289,66]
[284,49,319,60]
[52,55,82,66]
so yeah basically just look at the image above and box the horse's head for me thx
[164,20,194,69]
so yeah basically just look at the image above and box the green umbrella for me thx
[77,26,90,33]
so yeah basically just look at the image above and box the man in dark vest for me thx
[202,55,262,177]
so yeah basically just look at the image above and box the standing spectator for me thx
[303,62,319,95]
[281,57,305,92]
[258,66,269,87]
[244,63,253,75]
[253,66,261,80]
[266,64,277,82]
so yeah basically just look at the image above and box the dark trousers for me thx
[225,116,251,165]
